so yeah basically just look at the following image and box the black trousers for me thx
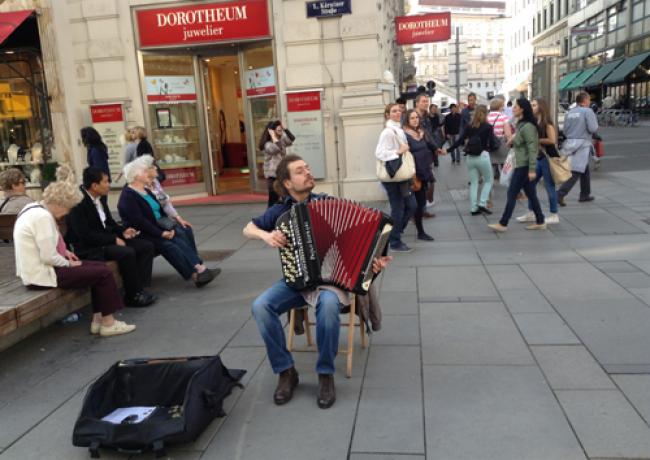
[413,187,428,235]
[100,238,155,298]
[557,165,591,200]
[267,177,280,208]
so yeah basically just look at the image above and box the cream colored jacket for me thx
[13,202,69,287]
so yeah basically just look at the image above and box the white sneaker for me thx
[99,320,136,337]
[516,211,535,223]
[545,213,560,224]
[90,322,101,335]
[426,200,436,208]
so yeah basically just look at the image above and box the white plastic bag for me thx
[499,149,516,187]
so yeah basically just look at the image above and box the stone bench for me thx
[0,251,121,352]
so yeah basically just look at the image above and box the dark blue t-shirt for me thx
[251,193,326,231]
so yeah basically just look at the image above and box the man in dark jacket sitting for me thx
[66,167,156,307]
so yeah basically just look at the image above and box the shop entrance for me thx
[200,43,277,195]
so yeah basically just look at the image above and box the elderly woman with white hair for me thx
[13,165,135,337]
[117,157,217,288]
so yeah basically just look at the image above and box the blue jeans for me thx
[155,225,202,280]
[466,152,493,211]
[447,135,460,162]
[528,156,558,214]
[499,166,544,226]
[252,280,341,374]
[382,182,417,247]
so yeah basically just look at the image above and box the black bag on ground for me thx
[72,355,245,458]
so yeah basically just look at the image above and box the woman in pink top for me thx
[487,98,513,179]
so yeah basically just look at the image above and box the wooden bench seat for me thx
[0,246,122,352]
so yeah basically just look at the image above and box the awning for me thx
[582,59,624,87]
[603,51,650,85]
[559,71,582,91]
[565,66,600,90]
[0,10,35,47]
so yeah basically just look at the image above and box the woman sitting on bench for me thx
[0,168,33,214]
[13,165,136,337]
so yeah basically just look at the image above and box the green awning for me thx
[603,51,650,84]
[565,66,600,90]
[583,59,624,87]
[559,71,582,91]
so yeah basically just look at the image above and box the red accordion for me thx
[276,198,393,294]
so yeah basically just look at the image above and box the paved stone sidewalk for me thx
[1,129,650,459]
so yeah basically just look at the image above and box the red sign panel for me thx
[136,0,270,48]
[162,167,198,186]
[287,91,321,112]
[395,12,451,45]
[90,104,124,123]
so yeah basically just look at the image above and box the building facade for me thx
[533,0,650,112]
[414,0,506,102]
[503,0,536,98]
[0,0,405,201]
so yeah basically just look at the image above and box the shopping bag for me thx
[499,150,516,187]
[593,139,605,158]
[546,154,572,185]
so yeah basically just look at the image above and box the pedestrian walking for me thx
[259,120,295,207]
[460,92,477,135]
[375,103,417,253]
[556,92,598,206]
[486,97,512,179]
[443,105,494,216]
[443,103,462,164]
[415,94,437,210]
[134,126,155,157]
[81,127,111,182]
[517,98,560,224]
[488,98,546,232]
[122,128,138,166]
[403,109,439,241]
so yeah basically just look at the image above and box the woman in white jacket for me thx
[13,166,136,337]
[375,103,417,253]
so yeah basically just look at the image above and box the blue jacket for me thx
[87,145,111,182]
[117,187,168,240]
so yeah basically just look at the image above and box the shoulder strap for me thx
[17,203,45,219]
[0,196,12,212]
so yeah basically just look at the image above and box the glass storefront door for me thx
[241,44,277,192]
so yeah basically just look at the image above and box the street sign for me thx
[306,0,351,18]
[571,26,598,35]
[536,46,561,58]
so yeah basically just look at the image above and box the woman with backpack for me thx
[443,105,494,216]
[488,98,546,232]
[81,127,111,182]
[487,97,512,180]
[516,97,560,225]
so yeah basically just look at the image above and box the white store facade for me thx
[0,0,404,201]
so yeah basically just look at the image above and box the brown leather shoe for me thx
[423,211,436,218]
[273,367,299,405]
[317,374,336,409]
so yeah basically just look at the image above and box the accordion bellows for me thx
[276,198,393,294]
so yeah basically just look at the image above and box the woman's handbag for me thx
[546,153,572,185]
[156,216,176,231]
[376,151,416,182]
[593,139,605,158]
[411,175,422,192]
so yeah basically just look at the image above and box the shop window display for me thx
[143,55,203,187]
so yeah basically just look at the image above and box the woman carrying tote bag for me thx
[375,103,417,253]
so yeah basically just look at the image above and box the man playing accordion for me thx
[243,154,391,409]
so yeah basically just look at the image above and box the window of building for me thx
[537,12,541,32]
[477,82,481,88]
[469,82,473,88]
[633,0,643,19]
[543,9,547,29]
[550,3,555,25]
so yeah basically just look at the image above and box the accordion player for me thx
[276,198,393,295]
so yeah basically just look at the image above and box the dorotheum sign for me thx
[136,0,270,48]
[395,12,451,45]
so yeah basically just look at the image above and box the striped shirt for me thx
[487,111,508,138]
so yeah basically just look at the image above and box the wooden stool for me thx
[286,297,367,378]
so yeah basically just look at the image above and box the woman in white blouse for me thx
[13,166,136,337]
[375,103,417,253]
